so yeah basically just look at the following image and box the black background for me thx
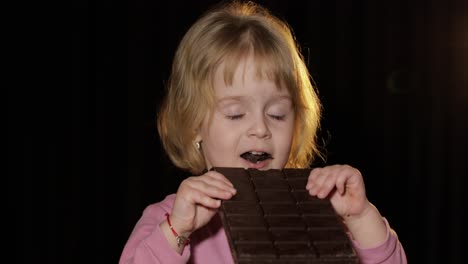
[9,0,467,263]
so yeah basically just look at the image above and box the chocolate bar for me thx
[213,167,358,264]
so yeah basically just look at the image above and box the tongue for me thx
[241,152,271,163]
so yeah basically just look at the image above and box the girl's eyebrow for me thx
[216,96,244,108]
[270,95,293,103]
[217,96,244,103]
[217,95,292,104]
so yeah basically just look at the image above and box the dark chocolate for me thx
[214,167,358,264]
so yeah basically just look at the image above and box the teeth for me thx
[250,151,264,155]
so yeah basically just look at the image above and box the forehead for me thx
[213,54,289,96]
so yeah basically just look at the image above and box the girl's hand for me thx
[306,164,368,219]
[306,164,387,247]
[169,171,237,237]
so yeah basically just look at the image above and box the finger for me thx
[183,186,223,209]
[346,166,363,186]
[204,171,236,189]
[199,173,237,195]
[187,178,235,200]
[317,172,338,198]
[306,168,322,190]
[335,171,348,195]
[316,165,351,197]
[308,170,328,196]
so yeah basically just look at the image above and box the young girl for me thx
[120,1,407,263]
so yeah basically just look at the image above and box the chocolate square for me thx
[214,167,358,264]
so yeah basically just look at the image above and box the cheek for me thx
[279,122,295,153]
[203,126,237,154]
[280,119,295,139]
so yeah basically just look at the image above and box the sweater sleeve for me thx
[119,195,190,264]
[350,218,407,264]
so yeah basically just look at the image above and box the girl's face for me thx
[195,55,295,170]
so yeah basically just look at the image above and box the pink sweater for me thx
[120,194,407,264]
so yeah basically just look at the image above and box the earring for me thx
[195,141,201,150]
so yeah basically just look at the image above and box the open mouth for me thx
[240,151,273,163]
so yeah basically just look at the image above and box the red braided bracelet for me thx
[165,213,190,248]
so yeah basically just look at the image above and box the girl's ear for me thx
[194,131,202,144]
[194,127,203,142]
[194,132,203,150]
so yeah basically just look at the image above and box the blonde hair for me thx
[157,1,322,174]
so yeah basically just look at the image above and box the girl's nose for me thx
[248,115,272,139]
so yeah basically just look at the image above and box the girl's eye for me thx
[269,114,286,121]
[226,114,244,120]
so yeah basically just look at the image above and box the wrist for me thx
[343,202,387,248]
[343,201,373,226]
[167,213,193,237]
[165,213,191,248]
